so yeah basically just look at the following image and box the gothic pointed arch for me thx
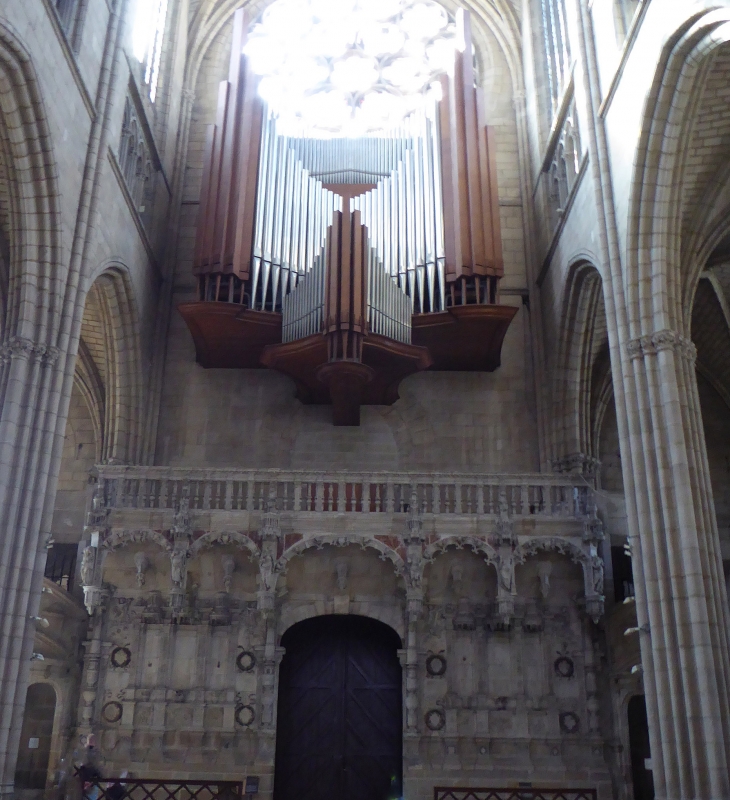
[276,534,406,577]
[552,260,607,478]
[78,264,145,464]
[0,23,62,347]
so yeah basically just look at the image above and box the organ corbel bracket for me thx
[262,207,431,425]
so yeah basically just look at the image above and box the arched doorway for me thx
[274,615,402,800]
[14,683,56,791]
[627,695,654,800]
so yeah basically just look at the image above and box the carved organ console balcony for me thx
[179,8,518,424]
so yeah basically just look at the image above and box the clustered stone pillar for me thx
[622,330,730,798]
[0,0,130,792]
[573,1,730,794]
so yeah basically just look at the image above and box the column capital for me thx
[0,336,61,365]
[626,329,696,363]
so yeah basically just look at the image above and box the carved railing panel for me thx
[83,778,243,800]
[435,790,597,800]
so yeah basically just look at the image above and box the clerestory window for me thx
[118,96,154,224]
[614,0,641,45]
[540,0,572,119]
[54,0,78,34]
[52,0,85,49]
[132,0,170,102]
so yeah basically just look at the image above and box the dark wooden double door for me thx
[274,615,403,800]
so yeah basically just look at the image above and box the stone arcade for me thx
[1,1,730,800]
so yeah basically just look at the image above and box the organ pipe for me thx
[194,10,262,280]
[439,8,503,284]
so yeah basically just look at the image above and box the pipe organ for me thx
[179,7,518,425]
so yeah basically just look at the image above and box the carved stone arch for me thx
[552,259,607,475]
[515,536,599,608]
[515,536,590,567]
[423,535,498,566]
[277,605,405,643]
[627,9,730,337]
[100,529,172,553]
[275,535,405,577]
[79,263,144,464]
[591,361,615,465]
[0,22,62,343]
[73,339,105,462]
[189,530,259,559]
[0,126,9,336]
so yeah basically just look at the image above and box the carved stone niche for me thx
[522,603,544,633]
[209,592,231,626]
[141,591,164,624]
[452,598,476,631]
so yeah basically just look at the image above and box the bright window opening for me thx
[243,0,458,137]
[132,0,170,102]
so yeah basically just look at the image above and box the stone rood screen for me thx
[179,6,517,425]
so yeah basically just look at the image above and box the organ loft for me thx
[181,8,516,424]
[2,1,730,800]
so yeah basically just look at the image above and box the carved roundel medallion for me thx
[110,647,132,668]
[236,650,257,673]
[101,701,123,724]
[554,656,575,679]
[235,704,255,727]
[425,654,447,677]
[425,709,446,731]
[559,711,580,734]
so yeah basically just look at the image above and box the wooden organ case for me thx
[179,8,518,425]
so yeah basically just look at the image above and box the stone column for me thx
[622,330,730,798]
[255,497,284,772]
[0,0,129,792]
[573,0,730,794]
[402,496,425,767]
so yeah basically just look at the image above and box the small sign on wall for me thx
[28,738,39,750]
[244,776,259,795]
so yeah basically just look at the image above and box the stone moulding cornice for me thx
[0,336,62,365]
[626,329,697,363]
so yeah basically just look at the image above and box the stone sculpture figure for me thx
[591,555,604,596]
[259,547,276,592]
[80,546,96,586]
[498,556,514,594]
[335,560,348,591]
[171,548,187,588]
[222,554,235,593]
[537,561,552,599]
[134,552,148,587]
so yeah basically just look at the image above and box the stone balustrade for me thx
[93,466,593,519]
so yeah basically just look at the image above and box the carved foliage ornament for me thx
[110,647,132,668]
[235,704,255,727]
[101,702,123,723]
[559,711,580,734]
[236,650,257,673]
[626,329,696,363]
[425,654,447,677]
[0,336,61,366]
[554,656,575,678]
[425,709,446,731]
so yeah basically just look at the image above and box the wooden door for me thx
[274,615,402,800]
